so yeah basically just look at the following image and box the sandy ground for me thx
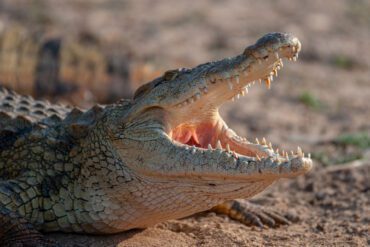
[0,0,369,246]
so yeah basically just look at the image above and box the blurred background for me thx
[0,1,369,245]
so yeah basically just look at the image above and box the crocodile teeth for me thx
[297,146,303,157]
[208,144,213,150]
[241,90,245,96]
[262,137,267,145]
[256,155,261,161]
[265,78,271,89]
[274,52,279,59]
[226,143,231,152]
[235,75,240,84]
[255,138,260,144]
[293,56,297,62]
[216,140,222,149]
[236,93,240,99]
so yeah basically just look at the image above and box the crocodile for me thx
[0,32,312,246]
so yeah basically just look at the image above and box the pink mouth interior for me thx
[169,121,267,158]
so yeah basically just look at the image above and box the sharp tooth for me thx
[258,79,262,84]
[270,75,274,82]
[269,142,273,149]
[308,153,311,159]
[265,78,271,89]
[279,59,284,67]
[208,144,213,150]
[276,65,281,70]
[262,137,267,145]
[216,140,222,149]
[288,57,293,61]
[285,152,289,159]
[226,143,231,152]
[290,150,294,156]
[273,69,278,77]
[252,80,255,85]
[293,56,297,62]
[235,75,240,84]
[228,80,233,90]
[241,90,245,96]
[292,46,296,52]
[244,87,249,94]
[236,93,240,99]
[297,146,303,156]
[255,138,260,144]
[274,52,279,59]
[256,155,261,161]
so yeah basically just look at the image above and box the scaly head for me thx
[98,32,312,230]
[128,32,310,173]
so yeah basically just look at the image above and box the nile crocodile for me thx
[0,32,312,246]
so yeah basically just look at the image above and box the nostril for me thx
[263,55,269,60]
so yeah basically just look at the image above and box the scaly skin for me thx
[0,32,312,245]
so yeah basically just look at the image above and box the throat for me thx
[170,122,221,148]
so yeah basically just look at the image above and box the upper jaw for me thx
[173,33,300,109]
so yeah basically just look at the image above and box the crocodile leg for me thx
[212,199,291,228]
[0,181,59,247]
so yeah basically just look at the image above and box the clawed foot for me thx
[212,199,297,228]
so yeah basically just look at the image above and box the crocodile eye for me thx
[133,82,154,100]
[163,69,179,81]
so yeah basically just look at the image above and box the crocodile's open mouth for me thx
[168,37,308,162]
